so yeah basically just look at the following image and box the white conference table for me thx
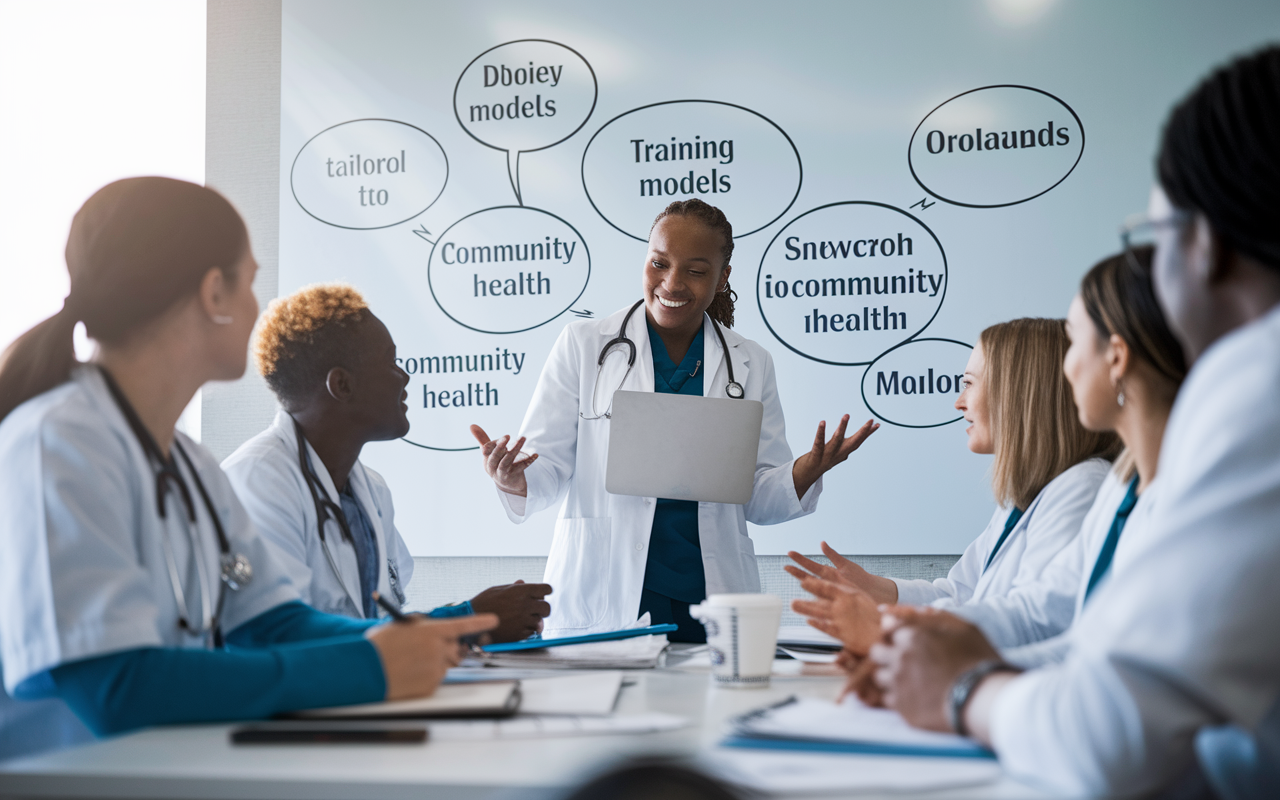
[0,654,1053,800]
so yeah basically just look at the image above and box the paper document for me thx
[729,696,994,758]
[517,672,624,716]
[427,712,687,741]
[704,749,1002,795]
[291,681,521,720]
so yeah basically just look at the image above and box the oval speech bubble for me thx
[454,40,597,199]
[908,85,1084,208]
[290,118,448,230]
[428,206,590,335]
[581,100,802,241]
[756,202,947,366]
[860,338,973,428]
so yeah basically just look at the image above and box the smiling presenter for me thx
[471,199,878,642]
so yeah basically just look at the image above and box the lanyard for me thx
[1083,475,1141,603]
[983,506,1026,573]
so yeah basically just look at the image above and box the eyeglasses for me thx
[1119,211,1191,271]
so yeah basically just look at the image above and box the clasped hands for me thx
[787,547,1006,735]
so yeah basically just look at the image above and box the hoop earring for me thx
[213,315,234,325]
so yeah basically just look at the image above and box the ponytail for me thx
[650,198,737,328]
[0,177,248,425]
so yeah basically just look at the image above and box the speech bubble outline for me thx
[581,99,803,241]
[290,118,449,230]
[755,201,948,367]
[427,205,591,335]
[860,337,973,428]
[907,84,1085,209]
[453,39,598,205]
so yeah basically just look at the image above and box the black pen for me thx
[372,591,410,622]
[372,591,487,655]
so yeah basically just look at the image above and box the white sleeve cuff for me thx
[497,486,527,522]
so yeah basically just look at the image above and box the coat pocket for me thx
[544,517,612,630]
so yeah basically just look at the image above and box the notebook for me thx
[290,680,521,720]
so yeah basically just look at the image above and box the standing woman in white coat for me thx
[0,178,493,741]
[471,199,878,641]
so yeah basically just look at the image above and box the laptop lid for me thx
[605,390,764,505]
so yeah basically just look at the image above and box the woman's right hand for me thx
[470,425,539,497]
[787,541,899,605]
[366,614,498,701]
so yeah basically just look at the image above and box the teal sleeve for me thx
[45,637,385,737]
[427,601,474,619]
[225,600,375,648]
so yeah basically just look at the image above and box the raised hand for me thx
[470,425,539,497]
[366,613,498,701]
[792,416,880,498]
[789,573,883,656]
[786,542,899,605]
[469,580,554,642]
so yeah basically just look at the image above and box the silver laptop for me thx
[605,390,764,505]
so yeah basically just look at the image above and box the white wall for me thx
[0,0,206,434]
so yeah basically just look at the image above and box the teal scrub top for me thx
[642,322,706,603]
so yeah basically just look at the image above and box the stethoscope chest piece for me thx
[727,381,745,399]
[221,552,253,591]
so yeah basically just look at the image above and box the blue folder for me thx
[720,734,997,760]
[481,623,679,653]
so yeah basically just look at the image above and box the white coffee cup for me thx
[689,593,782,689]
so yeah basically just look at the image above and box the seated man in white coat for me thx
[224,283,551,642]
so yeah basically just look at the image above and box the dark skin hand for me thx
[469,580,553,643]
[291,312,552,637]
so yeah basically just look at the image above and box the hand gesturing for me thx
[470,425,539,497]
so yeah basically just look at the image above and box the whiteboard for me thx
[278,0,1279,556]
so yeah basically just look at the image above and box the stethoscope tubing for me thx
[582,300,744,420]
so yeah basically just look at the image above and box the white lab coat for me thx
[892,458,1110,648]
[501,306,821,636]
[222,410,414,619]
[990,304,1280,797]
[0,367,298,697]
[1002,473,1159,669]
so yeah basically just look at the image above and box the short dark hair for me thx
[1158,45,1280,272]
[253,283,369,408]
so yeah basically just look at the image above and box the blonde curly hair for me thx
[253,282,369,406]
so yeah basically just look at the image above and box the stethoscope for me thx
[101,368,252,648]
[292,417,405,613]
[582,300,745,420]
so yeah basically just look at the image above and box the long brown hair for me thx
[1079,246,1188,480]
[0,177,248,424]
[983,318,1121,510]
[650,198,737,327]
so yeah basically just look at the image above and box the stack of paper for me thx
[726,696,995,758]
[776,625,842,663]
[290,681,521,720]
[705,696,1002,794]
[428,713,687,741]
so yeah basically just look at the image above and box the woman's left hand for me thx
[790,573,883,656]
[792,415,879,498]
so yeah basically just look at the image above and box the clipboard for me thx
[481,623,678,653]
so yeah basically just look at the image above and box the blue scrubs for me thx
[638,322,708,643]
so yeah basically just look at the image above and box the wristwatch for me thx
[948,659,1015,737]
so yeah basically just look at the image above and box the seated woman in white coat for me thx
[789,317,1120,654]
[0,178,494,741]
[223,284,551,642]
[471,199,878,641]
[793,249,1187,669]
[857,46,1280,798]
